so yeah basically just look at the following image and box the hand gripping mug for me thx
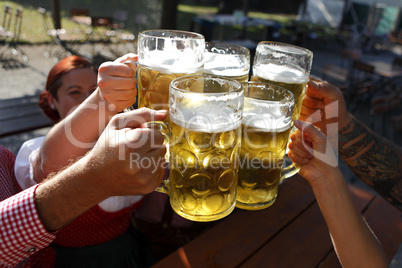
[149,75,244,222]
[236,81,297,210]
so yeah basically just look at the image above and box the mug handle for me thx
[280,155,300,181]
[123,60,138,112]
[143,121,171,194]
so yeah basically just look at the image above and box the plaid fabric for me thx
[0,145,55,267]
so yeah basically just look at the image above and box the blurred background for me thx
[1,0,402,149]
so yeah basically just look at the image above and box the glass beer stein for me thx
[137,30,205,110]
[251,41,313,120]
[203,42,250,83]
[152,75,244,222]
[236,82,296,210]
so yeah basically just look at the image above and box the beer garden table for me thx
[153,174,402,268]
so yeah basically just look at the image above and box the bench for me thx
[0,95,53,138]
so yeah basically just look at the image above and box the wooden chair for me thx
[0,6,28,63]
[37,7,78,61]
[0,5,13,41]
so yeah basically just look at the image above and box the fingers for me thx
[115,53,138,64]
[110,108,168,129]
[288,148,311,165]
[306,79,342,102]
[294,120,324,140]
[98,61,136,78]
[302,93,325,110]
[98,75,137,92]
[125,128,165,150]
[299,102,323,123]
[288,139,312,161]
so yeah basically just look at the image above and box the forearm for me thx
[34,156,108,232]
[338,115,402,207]
[34,90,116,180]
[311,170,388,268]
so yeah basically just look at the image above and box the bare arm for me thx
[33,54,138,181]
[34,154,109,232]
[288,120,388,268]
[35,108,167,231]
[311,169,388,268]
[34,90,116,181]
[301,79,402,209]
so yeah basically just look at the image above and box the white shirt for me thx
[14,136,143,212]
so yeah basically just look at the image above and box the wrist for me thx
[35,157,109,232]
[309,167,344,194]
[339,113,354,133]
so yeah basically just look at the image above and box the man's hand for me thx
[84,107,168,196]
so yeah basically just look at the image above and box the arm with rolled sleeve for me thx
[0,186,55,267]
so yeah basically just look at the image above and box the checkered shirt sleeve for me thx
[0,185,55,267]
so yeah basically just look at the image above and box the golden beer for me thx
[236,122,291,210]
[168,117,241,221]
[137,30,205,110]
[251,63,307,120]
[138,64,202,110]
[235,82,295,210]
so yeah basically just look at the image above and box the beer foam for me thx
[242,97,291,132]
[253,63,308,84]
[171,102,241,133]
[140,51,203,73]
[242,112,291,132]
[204,68,249,77]
[204,54,249,77]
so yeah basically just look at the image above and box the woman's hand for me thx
[97,53,138,112]
[300,78,352,136]
[288,119,339,188]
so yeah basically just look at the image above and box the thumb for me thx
[294,120,338,167]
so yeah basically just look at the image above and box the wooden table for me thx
[154,174,401,268]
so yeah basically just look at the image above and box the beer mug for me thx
[203,42,250,83]
[236,82,296,210]
[153,75,244,222]
[251,41,313,120]
[137,30,205,110]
